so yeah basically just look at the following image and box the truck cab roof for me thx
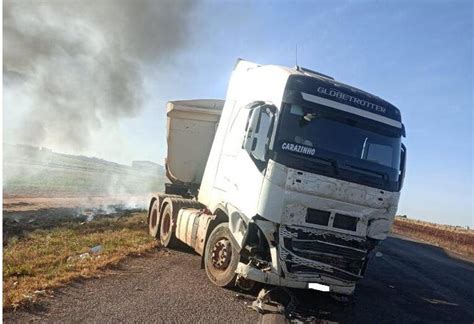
[234,59,402,124]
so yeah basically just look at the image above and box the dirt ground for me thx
[4,248,261,323]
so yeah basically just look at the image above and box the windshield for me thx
[274,104,403,191]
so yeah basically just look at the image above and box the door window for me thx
[243,104,275,162]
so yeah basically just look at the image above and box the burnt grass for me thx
[3,206,145,245]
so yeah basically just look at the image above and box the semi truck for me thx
[147,59,406,295]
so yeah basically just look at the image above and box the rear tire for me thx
[204,223,239,287]
[160,203,179,247]
[148,200,160,238]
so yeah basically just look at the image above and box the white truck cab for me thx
[148,59,406,295]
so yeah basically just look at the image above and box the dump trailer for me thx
[148,60,406,295]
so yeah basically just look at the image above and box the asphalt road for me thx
[4,234,474,323]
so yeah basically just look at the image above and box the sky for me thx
[3,0,473,227]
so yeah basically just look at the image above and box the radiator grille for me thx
[279,225,368,282]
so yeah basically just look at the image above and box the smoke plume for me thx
[4,0,196,152]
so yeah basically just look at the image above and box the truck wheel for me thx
[148,200,160,238]
[160,203,178,247]
[204,223,239,287]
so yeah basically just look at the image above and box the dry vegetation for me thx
[3,212,157,310]
[392,216,474,258]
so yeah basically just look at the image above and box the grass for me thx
[3,212,157,310]
[392,217,474,258]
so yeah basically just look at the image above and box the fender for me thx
[207,205,241,250]
[226,204,250,251]
[199,205,244,268]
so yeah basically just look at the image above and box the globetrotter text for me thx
[317,86,387,114]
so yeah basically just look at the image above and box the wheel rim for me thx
[210,238,232,270]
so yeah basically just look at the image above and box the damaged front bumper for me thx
[236,262,356,295]
[237,223,375,295]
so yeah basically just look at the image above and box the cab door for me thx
[215,102,276,217]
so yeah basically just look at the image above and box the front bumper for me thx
[235,262,356,295]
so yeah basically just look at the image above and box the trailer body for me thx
[165,99,223,187]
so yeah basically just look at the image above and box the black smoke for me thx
[4,0,197,151]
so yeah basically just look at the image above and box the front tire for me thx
[204,223,239,287]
